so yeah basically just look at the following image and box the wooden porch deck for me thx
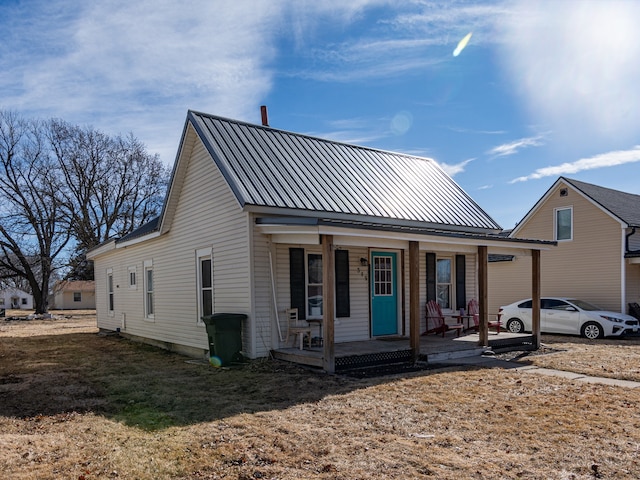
[271,332,535,371]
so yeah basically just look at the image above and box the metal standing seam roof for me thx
[563,177,640,227]
[188,110,502,232]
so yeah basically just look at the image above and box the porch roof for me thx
[256,216,556,252]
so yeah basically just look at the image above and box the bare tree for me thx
[0,111,70,313]
[49,120,168,253]
[0,111,169,310]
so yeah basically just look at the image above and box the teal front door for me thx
[371,251,398,336]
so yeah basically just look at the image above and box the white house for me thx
[87,110,553,372]
[0,287,33,311]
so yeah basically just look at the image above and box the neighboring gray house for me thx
[87,111,552,372]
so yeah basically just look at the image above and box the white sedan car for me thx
[499,297,639,339]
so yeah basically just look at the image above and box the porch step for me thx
[488,334,536,353]
[424,346,486,363]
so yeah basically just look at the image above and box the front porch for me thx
[271,332,534,372]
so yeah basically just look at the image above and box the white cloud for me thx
[488,135,544,157]
[510,146,640,183]
[439,158,474,177]
[498,0,640,143]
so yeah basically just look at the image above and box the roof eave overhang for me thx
[85,239,117,259]
[246,205,502,236]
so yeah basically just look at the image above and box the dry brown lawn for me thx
[1,313,640,479]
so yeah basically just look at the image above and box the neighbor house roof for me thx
[54,280,95,292]
[182,110,502,233]
[511,177,640,238]
[563,177,640,227]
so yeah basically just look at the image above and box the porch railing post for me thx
[322,235,335,373]
[478,245,489,346]
[531,249,541,349]
[409,241,420,363]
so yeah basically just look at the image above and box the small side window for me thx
[73,292,81,302]
[555,207,573,241]
[128,266,137,290]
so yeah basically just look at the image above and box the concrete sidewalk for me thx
[440,354,640,389]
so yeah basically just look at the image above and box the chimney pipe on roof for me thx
[260,105,269,126]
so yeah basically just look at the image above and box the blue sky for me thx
[2,0,640,229]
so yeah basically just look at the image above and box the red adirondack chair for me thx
[467,298,502,334]
[423,300,464,337]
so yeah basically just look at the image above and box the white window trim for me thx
[128,266,137,290]
[107,267,114,316]
[196,247,213,326]
[73,291,82,302]
[554,206,573,242]
[144,259,154,321]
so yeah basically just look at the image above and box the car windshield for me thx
[568,299,601,311]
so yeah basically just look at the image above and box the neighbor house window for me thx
[73,292,81,302]
[107,268,114,314]
[21,298,27,305]
[0,299,4,306]
[196,247,213,323]
[436,257,452,309]
[555,207,573,241]
[307,253,323,317]
[144,260,154,319]
[128,266,137,289]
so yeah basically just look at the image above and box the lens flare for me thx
[453,32,472,57]
[209,356,222,367]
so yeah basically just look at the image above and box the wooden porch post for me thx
[478,245,489,347]
[531,249,541,349]
[322,235,335,373]
[409,241,420,363]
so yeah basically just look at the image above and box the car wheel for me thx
[581,322,604,339]
[506,318,525,333]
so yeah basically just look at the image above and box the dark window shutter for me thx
[289,248,306,320]
[335,250,350,317]
[455,254,466,310]
[426,252,436,302]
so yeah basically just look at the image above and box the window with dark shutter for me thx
[335,250,350,317]
[289,248,306,320]
[455,254,466,310]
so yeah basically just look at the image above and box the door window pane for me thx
[374,256,393,296]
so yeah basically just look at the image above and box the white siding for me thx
[93,138,253,357]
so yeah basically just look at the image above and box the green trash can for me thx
[201,313,246,366]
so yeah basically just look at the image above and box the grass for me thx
[1,314,640,479]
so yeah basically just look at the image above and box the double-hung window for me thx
[144,260,154,319]
[73,292,81,302]
[307,253,323,318]
[107,268,114,315]
[436,257,452,310]
[197,247,214,322]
